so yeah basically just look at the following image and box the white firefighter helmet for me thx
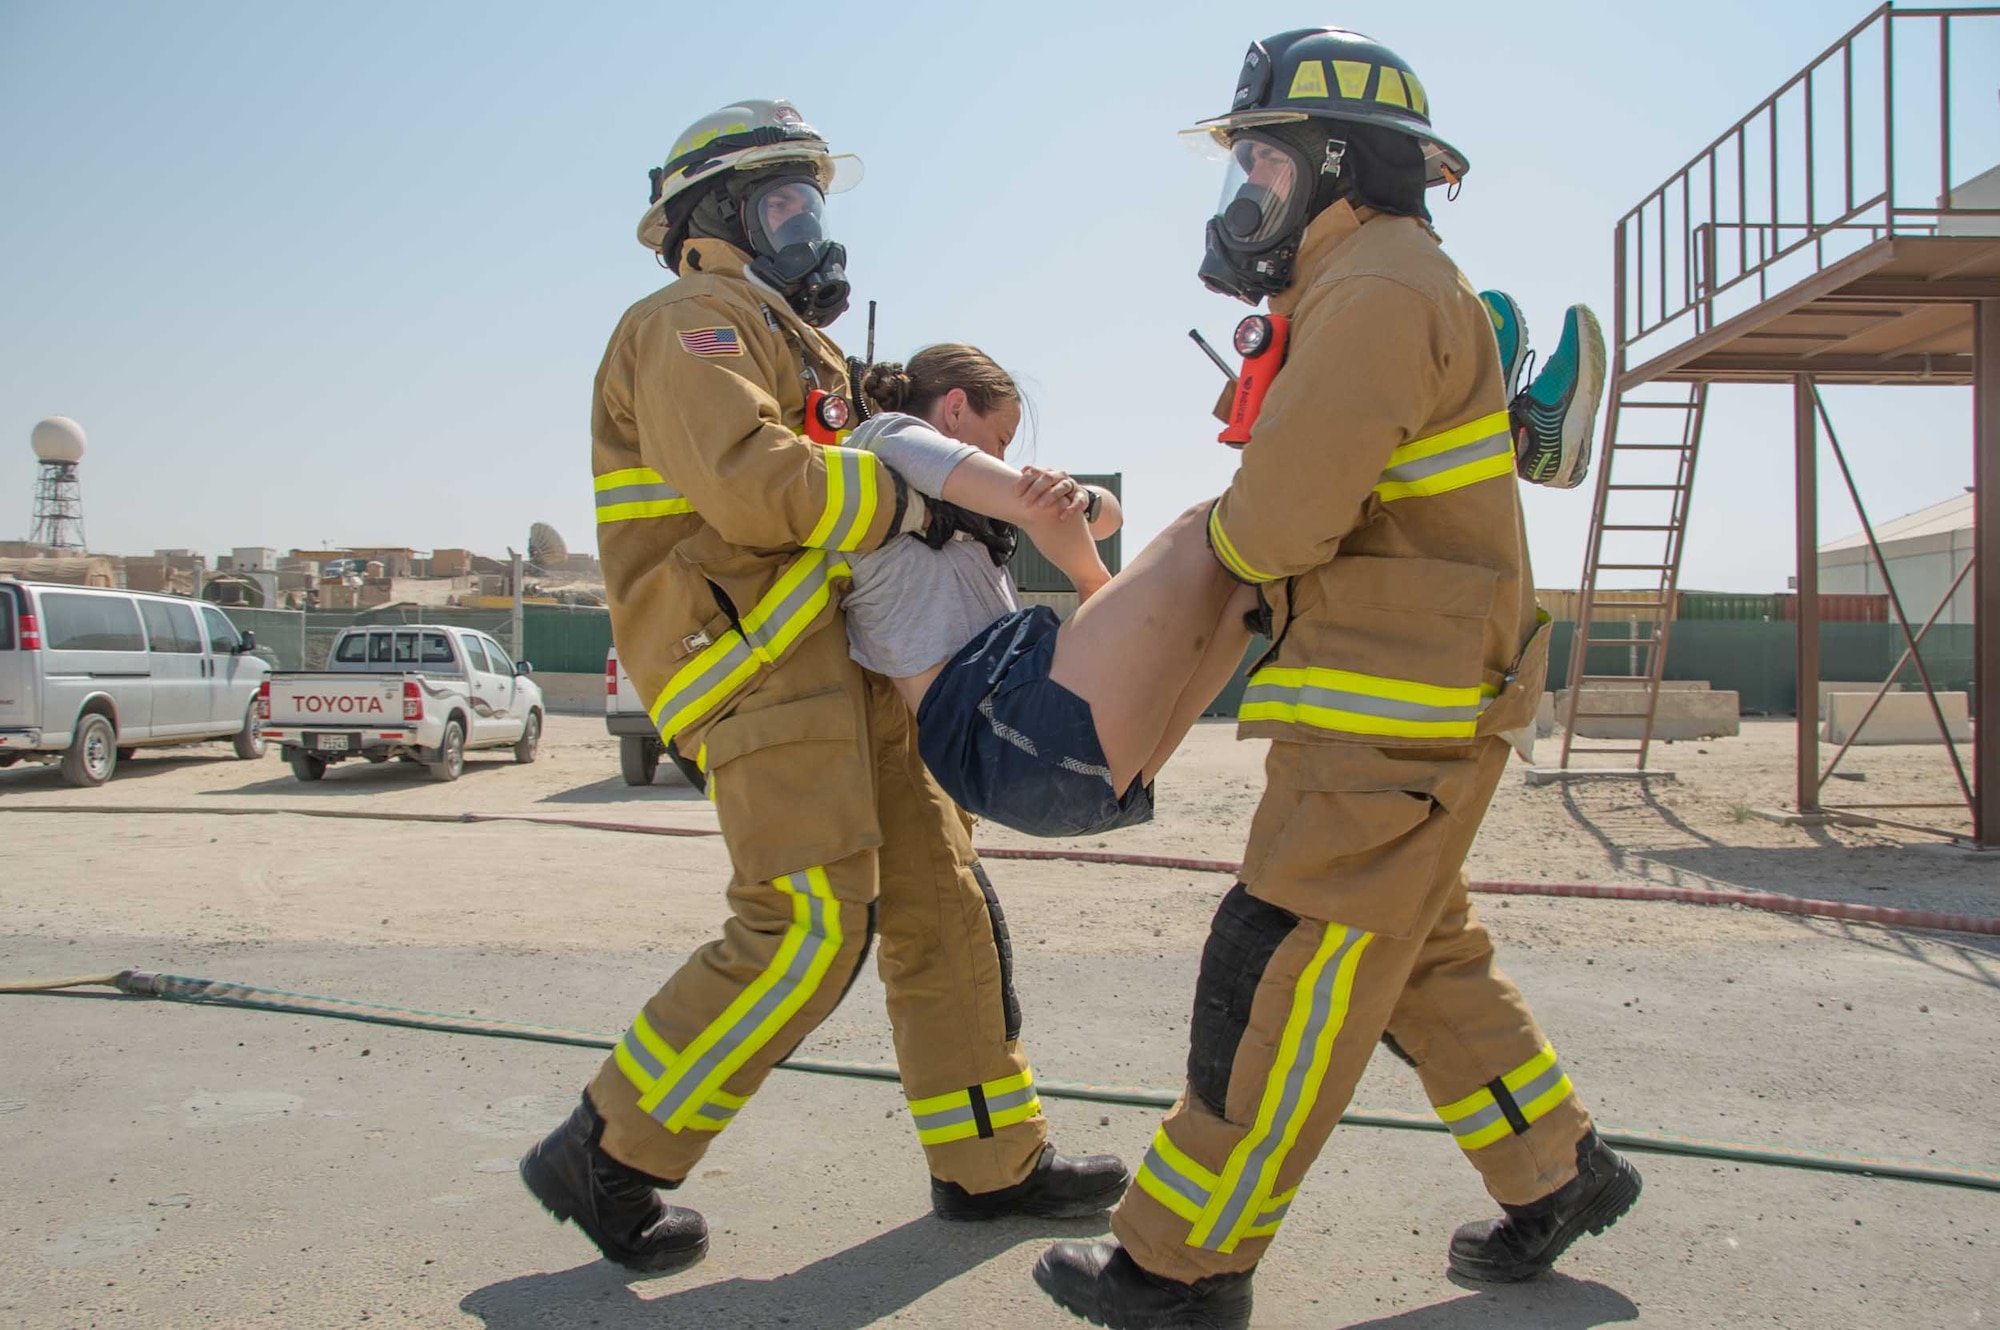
[637,98,863,252]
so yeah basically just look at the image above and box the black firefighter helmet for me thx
[1188,29,1469,301]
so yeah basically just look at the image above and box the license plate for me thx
[314,733,350,753]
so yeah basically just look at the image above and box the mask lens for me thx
[1214,136,1301,249]
[755,180,828,253]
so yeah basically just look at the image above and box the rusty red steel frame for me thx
[1561,3,2000,848]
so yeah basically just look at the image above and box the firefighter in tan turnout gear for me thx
[520,98,1127,1276]
[1036,31,1640,1328]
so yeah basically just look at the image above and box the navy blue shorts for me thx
[916,605,1155,839]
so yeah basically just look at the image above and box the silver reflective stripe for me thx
[984,1085,1038,1116]
[1378,431,1510,487]
[1201,928,1369,1249]
[651,634,755,736]
[823,449,865,548]
[1511,1060,1569,1112]
[620,1030,667,1082]
[1259,1196,1292,1225]
[643,890,838,1127]
[912,1102,977,1134]
[595,480,685,509]
[1142,1144,1213,1211]
[1240,681,1484,723]
[1444,1100,1508,1140]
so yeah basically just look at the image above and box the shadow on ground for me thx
[201,759,515,796]
[0,748,246,790]
[1339,1275,1639,1328]
[537,777,707,805]
[461,1214,1102,1329]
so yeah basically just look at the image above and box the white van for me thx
[0,578,270,786]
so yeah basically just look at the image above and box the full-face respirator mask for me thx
[733,172,850,327]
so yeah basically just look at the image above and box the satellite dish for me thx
[31,416,86,464]
[528,521,568,567]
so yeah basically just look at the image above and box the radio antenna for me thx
[1188,329,1238,385]
[866,301,877,364]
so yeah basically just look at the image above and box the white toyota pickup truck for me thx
[261,625,543,782]
[605,646,702,788]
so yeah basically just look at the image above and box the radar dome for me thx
[528,521,568,567]
[31,416,86,464]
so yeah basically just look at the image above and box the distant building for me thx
[1818,491,1972,624]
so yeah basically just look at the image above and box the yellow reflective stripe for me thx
[631,1012,676,1066]
[739,548,852,664]
[1331,59,1372,99]
[1207,504,1277,584]
[1501,1043,1559,1094]
[1435,1044,1575,1152]
[906,1085,972,1118]
[1153,1130,1219,1192]
[645,551,854,743]
[1190,924,1373,1253]
[987,1097,1043,1132]
[1373,410,1513,503]
[648,629,760,741]
[917,1118,979,1146]
[1137,1164,1206,1222]
[596,466,695,523]
[1519,1074,1576,1126]
[1434,1085,1496,1124]
[1240,665,1486,740]
[596,466,664,491]
[980,1068,1034,1099]
[637,866,845,1132]
[613,1041,654,1094]
[801,447,882,552]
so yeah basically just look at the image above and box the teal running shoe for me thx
[1513,304,1606,490]
[1480,290,1531,401]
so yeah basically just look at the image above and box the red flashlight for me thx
[1218,314,1291,447]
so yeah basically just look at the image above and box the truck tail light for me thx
[605,656,618,697]
[256,679,271,720]
[18,609,40,651]
[403,680,423,722]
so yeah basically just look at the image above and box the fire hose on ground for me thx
[1,969,1995,1195]
[4,803,1997,1193]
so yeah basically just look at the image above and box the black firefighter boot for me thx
[1448,1128,1643,1282]
[931,1143,1131,1221]
[518,1093,709,1276]
[1034,1240,1254,1330]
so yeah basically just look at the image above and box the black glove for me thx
[917,498,1017,568]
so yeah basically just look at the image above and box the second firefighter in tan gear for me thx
[591,229,1041,1196]
[524,100,1125,1271]
[1038,30,1635,1322]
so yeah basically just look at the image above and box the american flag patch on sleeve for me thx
[678,326,742,357]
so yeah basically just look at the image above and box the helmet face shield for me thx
[1213,133,1310,252]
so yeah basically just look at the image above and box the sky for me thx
[1,0,1996,591]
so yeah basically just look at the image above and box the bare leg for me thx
[1047,502,1240,790]
[1138,582,1258,784]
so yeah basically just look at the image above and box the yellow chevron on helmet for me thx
[637,98,863,252]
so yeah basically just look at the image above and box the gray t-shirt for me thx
[842,412,1021,678]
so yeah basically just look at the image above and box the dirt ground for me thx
[2,715,1996,1327]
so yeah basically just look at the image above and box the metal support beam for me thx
[1975,300,2000,847]
[1795,374,1821,814]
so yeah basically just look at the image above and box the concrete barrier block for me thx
[1823,690,1969,745]
[1535,691,1557,737]
[1552,688,1741,740]
[1817,681,1904,720]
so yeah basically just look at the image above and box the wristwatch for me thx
[1083,487,1103,525]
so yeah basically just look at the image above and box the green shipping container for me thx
[1675,591,1778,621]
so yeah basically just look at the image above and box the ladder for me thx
[1558,383,1709,769]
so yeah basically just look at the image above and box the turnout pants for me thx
[1113,736,1593,1282]
[587,626,1046,1194]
